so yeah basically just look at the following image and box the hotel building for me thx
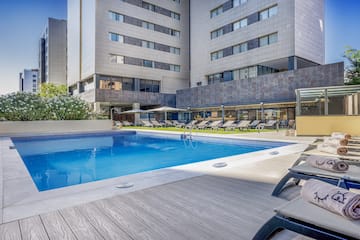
[67,0,189,115]
[39,18,67,86]
[68,0,344,121]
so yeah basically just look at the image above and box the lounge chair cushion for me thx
[275,197,360,239]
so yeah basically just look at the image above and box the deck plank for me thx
[19,215,49,240]
[40,211,76,240]
[76,203,132,240]
[59,207,104,240]
[94,197,182,240]
[0,221,22,240]
[123,188,236,240]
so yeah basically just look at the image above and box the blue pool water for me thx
[12,131,291,191]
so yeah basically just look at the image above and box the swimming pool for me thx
[12,131,291,191]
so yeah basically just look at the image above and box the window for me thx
[240,42,248,52]
[259,5,278,21]
[196,82,202,86]
[211,28,223,39]
[170,47,180,55]
[33,79,37,82]
[142,40,155,49]
[210,6,223,18]
[109,32,123,42]
[109,11,123,22]
[170,64,180,72]
[142,21,155,30]
[259,9,269,20]
[269,5,278,18]
[211,50,223,60]
[171,12,180,20]
[140,80,160,92]
[240,68,248,79]
[170,29,180,37]
[233,70,240,80]
[233,45,241,54]
[173,0,180,3]
[248,66,257,78]
[32,74,37,78]
[110,55,124,64]
[143,60,154,68]
[259,36,269,47]
[269,33,278,44]
[233,21,240,31]
[240,18,248,28]
[142,2,155,11]
[223,71,233,81]
[233,0,240,7]
[122,78,134,91]
[233,18,247,31]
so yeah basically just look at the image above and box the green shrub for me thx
[0,92,90,121]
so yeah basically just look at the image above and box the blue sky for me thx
[0,0,359,94]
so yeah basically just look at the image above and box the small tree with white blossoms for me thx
[0,92,89,121]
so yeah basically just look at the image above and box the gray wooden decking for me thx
[0,174,304,240]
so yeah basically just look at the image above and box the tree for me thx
[39,83,67,98]
[344,47,360,85]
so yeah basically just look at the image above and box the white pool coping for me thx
[0,131,312,223]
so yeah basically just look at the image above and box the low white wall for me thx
[0,120,113,136]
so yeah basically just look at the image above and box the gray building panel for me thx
[176,63,344,108]
[95,89,176,107]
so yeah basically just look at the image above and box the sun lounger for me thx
[141,120,154,127]
[272,156,360,197]
[150,119,164,127]
[304,148,360,161]
[236,120,251,131]
[172,120,185,128]
[122,120,133,126]
[195,120,209,129]
[206,120,222,130]
[220,120,235,130]
[164,120,175,127]
[253,197,360,240]
[249,120,260,129]
[263,120,277,129]
[185,120,198,129]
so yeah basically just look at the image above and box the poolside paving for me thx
[0,150,312,240]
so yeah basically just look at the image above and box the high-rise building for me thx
[19,69,39,93]
[190,0,325,87]
[67,0,344,121]
[67,0,190,113]
[39,18,67,86]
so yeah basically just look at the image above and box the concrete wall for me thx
[296,116,360,136]
[176,62,344,108]
[0,120,113,136]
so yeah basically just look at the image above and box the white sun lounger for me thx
[253,197,360,239]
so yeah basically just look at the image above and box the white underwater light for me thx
[213,162,228,168]
[115,182,134,188]
[269,151,279,155]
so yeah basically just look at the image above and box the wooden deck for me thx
[0,174,305,240]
